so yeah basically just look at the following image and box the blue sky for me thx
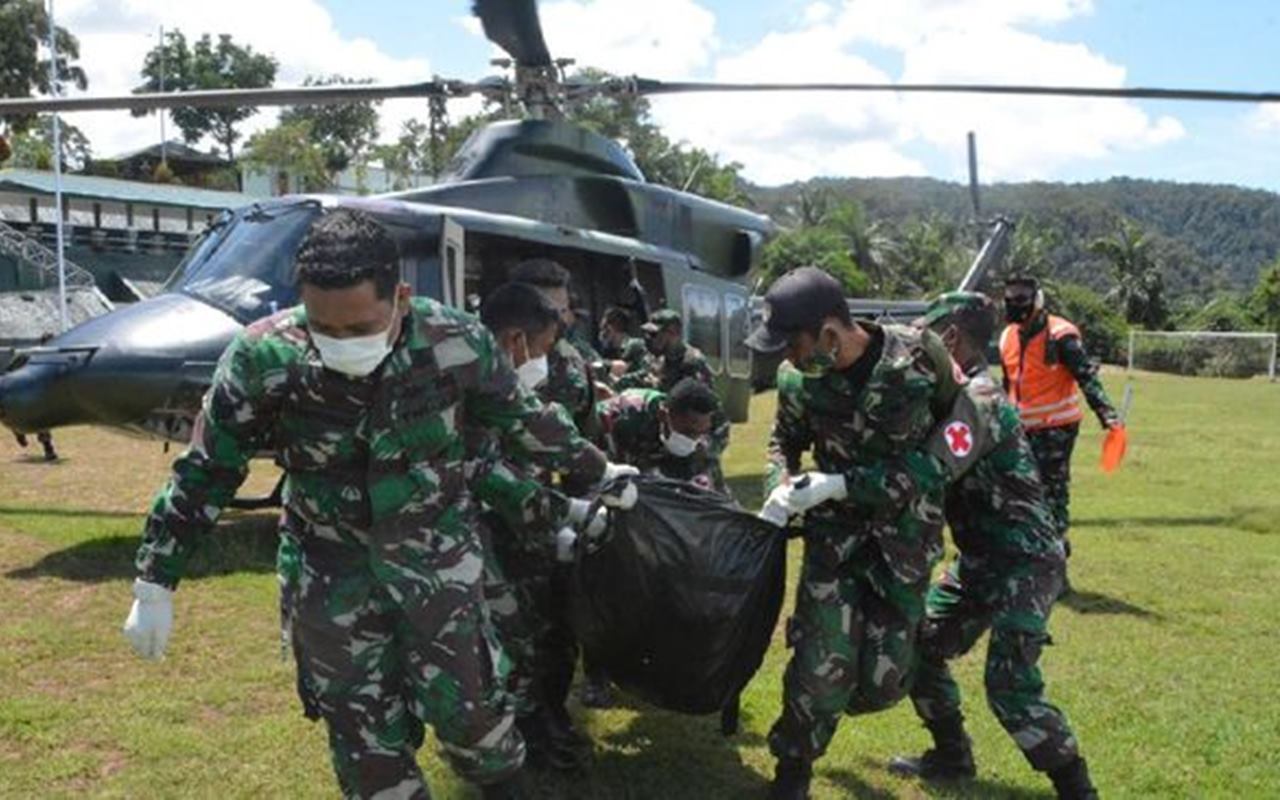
[63,0,1280,191]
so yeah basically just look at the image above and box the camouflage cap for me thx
[922,291,995,327]
[641,308,683,333]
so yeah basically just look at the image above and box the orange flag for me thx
[1101,425,1128,473]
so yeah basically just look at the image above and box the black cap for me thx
[745,267,849,354]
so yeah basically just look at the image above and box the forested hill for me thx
[747,177,1280,296]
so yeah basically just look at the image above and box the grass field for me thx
[1,368,1277,799]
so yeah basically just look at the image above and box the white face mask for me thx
[310,301,398,378]
[663,429,701,458]
[516,354,549,391]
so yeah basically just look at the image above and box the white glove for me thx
[758,498,790,527]
[123,579,174,660]
[585,507,610,537]
[555,527,578,563]
[567,497,592,525]
[599,481,638,510]
[602,462,640,482]
[772,472,848,515]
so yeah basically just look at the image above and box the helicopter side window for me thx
[723,292,751,379]
[681,284,723,375]
[171,203,320,323]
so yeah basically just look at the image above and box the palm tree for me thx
[1090,218,1168,329]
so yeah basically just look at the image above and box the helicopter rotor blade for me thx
[621,78,1280,104]
[0,80,480,116]
[473,0,553,68]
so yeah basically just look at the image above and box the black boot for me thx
[478,771,527,800]
[515,710,553,770]
[519,707,586,772]
[1049,757,1099,800]
[767,758,812,800]
[887,714,976,780]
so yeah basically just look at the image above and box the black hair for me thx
[602,306,632,330]
[294,208,401,299]
[935,304,996,351]
[667,378,719,417]
[481,282,561,338]
[510,258,570,289]
[1005,274,1040,291]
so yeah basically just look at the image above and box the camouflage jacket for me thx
[766,323,961,585]
[602,337,651,386]
[545,338,600,443]
[136,298,606,589]
[841,360,1064,566]
[597,389,727,494]
[656,340,714,393]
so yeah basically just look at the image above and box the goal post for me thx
[1127,329,1278,381]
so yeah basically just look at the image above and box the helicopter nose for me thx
[0,293,244,434]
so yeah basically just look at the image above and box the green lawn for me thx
[1,368,1277,798]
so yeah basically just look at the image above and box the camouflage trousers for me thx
[908,555,1081,772]
[476,517,545,716]
[478,513,566,718]
[279,526,524,799]
[1026,423,1079,549]
[768,538,928,762]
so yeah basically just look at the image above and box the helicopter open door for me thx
[441,217,466,309]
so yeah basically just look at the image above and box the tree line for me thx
[0,4,1276,345]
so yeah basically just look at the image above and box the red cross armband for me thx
[924,390,990,482]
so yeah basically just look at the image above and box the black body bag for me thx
[569,477,786,715]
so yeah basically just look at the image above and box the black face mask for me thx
[1005,299,1034,323]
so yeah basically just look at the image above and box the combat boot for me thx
[887,714,976,780]
[519,708,586,772]
[767,757,812,800]
[1048,757,1099,800]
[479,776,526,800]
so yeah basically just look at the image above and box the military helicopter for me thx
[1,0,1274,449]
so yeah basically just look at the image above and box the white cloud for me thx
[1250,105,1280,133]
[500,0,1183,185]
[54,0,433,159]
[539,0,717,79]
[892,21,1186,179]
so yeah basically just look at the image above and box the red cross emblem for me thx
[944,421,973,457]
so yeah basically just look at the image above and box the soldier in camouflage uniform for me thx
[597,378,728,496]
[747,268,962,800]
[597,307,650,388]
[473,282,638,770]
[121,210,626,800]
[504,260,618,724]
[1000,276,1121,565]
[628,308,731,461]
[824,293,1097,798]
[509,260,601,448]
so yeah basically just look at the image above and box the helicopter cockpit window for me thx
[681,284,723,375]
[169,202,320,323]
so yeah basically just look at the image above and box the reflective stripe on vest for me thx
[1000,315,1084,431]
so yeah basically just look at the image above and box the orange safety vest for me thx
[999,315,1085,431]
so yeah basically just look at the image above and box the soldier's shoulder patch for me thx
[943,420,974,457]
